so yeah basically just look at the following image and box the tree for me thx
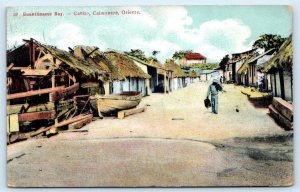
[172,50,193,60]
[152,50,160,56]
[125,49,148,62]
[219,54,229,71]
[252,34,286,52]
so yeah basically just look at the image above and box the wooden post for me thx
[49,70,56,102]
[164,71,167,94]
[51,69,58,133]
[167,72,170,93]
[279,69,285,100]
[29,38,35,69]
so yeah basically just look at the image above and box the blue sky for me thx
[7,6,292,63]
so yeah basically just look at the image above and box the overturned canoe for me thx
[94,91,142,116]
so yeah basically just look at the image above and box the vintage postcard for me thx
[6,6,293,187]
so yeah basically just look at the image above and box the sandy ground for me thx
[7,82,293,187]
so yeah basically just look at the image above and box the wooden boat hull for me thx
[95,91,142,116]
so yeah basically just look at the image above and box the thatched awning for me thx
[261,35,292,73]
[164,60,186,78]
[237,54,258,75]
[104,51,151,79]
[73,45,125,81]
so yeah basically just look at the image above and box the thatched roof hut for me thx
[43,45,106,77]
[261,35,292,73]
[164,59,186,77]
[7,39,106,78]
[104,50,150,79]
[73,45,124,81]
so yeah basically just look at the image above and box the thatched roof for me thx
[164,60,186,77]
[148,59,164,69]
[261,35,292,73]
[188,70,198,78]
[73,45,124,81]
[237,54,257,75]
[39,42,105,77]
[104,50,150,79]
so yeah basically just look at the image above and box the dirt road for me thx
[7,82,293,187]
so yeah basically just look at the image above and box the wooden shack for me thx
[73,45,124,96]
[104,50,151,96]
[6,39,104,142]
[164,59,186,92]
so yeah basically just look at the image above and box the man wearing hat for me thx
[206,79,223,114]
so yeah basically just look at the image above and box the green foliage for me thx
[219,54,229,71]
[152,50,160,56]
[172,50,193,60]
[252,34,286,52]
[189,63,218,70]
[125,49,148,62]
[148,56,158,62]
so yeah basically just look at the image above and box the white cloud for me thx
[128,37,181,62]
[127,7,157,28]
[195,19,252,61]
[49,23,85,50]
[149,7,252,62]
[7,7,253,64]
[7,34,44,49]
[159,6,193,34]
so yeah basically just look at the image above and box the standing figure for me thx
[207,79,223,114]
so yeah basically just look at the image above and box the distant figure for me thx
[207,79,224,114]
[257,72,265,91]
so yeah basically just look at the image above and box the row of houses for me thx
[7,39,209,102]
[223,35,292,102]
[222,35,293,129]
[7,38,205,141]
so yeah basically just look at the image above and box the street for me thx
[7,82,293,187]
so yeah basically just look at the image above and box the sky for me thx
[6,6,292,63]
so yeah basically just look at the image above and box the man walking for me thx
[207,79,223,114]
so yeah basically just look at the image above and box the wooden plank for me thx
[7,86,65,100]
[57,114,93,127]
[11,114,93,141]
[68,116,92,130]
[118,107,145,119]
[7,102,55,115]
[20,69,52,76]
[49,83,79,101]
[9,114,19,133]
[269,104,279,120]
[269,104,292,130]
[7,63,14,72]
[57,99,75,111]
[272,97,293,121]
[18,110,56,122]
